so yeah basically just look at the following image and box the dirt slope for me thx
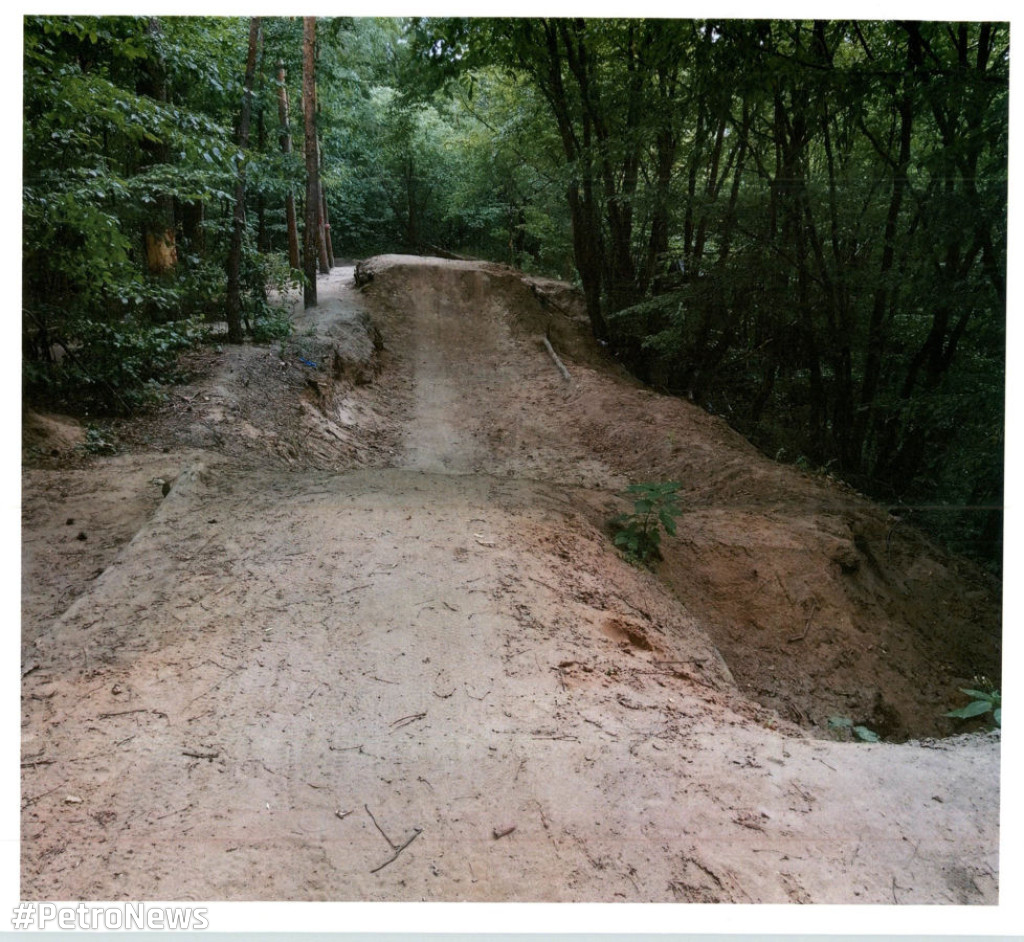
[21,259,1000,903]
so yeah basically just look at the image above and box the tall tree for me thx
[302,16,319,307]
[276,58,301,271]
[136,17,178,276]
[225,17,262,343]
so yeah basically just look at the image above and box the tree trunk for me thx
[302,17,319,307]
[225,17,261,343]
[138,17,177,277]
[317,137,334,267]
[256,107,271,253]
[276,59,301,271]
[321,184,335,268]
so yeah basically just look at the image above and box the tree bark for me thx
[302,17,319,307]
[225,17,261,343]
[276,59,301,271]
[321,184,335,268]
[316,139,331,272]
[138,17,177,277]
[256,106,271,254]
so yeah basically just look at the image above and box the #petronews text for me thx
[11,901,210,930]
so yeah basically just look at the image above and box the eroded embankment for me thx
[356,254,1002,742]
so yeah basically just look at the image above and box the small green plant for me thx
[827,715,880,742]
[610,481,683,566]
[248,303,292,343]
[945,685,1001,727]
[82,424,117,455]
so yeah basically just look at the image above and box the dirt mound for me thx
[22,410,87,460]
[357,255,1002,742]
[20,256,1001,905]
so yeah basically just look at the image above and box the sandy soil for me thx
[21,258,1001,903]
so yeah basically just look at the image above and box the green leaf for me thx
[853,726,880,742]
[993,707,1001,727]
[828,715,853,728]
[945,699,993,719]
[959,688,996,702]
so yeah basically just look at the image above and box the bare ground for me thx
[21,258,1001,903]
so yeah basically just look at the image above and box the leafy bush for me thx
[82,424,118,455]
[26,315,206,414]
[248,304,293,343]
[610,481,683,566]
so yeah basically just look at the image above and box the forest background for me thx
[18,13,1010,573]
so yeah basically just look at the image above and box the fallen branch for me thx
[371,826,423,874]
[154,803,194,821]
[542,336,571,382]
[364,803,424,873]
[182,749,220,760]
[341,583,372,595]
[365,804,395,848]
[97,709,153,720]
[389,711,427,730]
[185,669,239,708]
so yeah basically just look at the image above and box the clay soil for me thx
[21,257,1001,904]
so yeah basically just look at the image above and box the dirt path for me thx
[21,259,1001,903]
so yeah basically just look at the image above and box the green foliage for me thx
[23,15,305,415]
[27,317,206,414]
[827,716,881,743]
[945,686,1001,728]
[21,13,1007,575]
[248,305,293,344]
[82,424,118,455]
[610,482,682,566]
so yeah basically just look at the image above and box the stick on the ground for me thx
[182,749,220,760]
[389,711,427,729]
[185,669,240,708]
[365,804,396,849]
[341,583,372,595]
[370,826,423,874]
[542,336,571,382]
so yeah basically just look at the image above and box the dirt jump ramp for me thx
[21,257,1000,903]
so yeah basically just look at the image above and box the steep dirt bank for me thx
[355,255,1002,741]
[21,259,1000,903]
